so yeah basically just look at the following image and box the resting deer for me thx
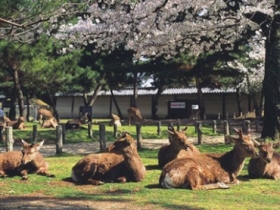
[158,126,200,168]
[0,140,54,180]
[6,116,26,130]
[159,128,259,190]
[71,132,146,185]
[127,107,142,125]
[248,142,280,180]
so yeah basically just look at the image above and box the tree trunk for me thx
[14,69,25,118]
[261,16,280,139]
[195,76,205,120]
[152,86,164,120]
[110,89,123,119]
[46,89,60,123]
[236,88,243,117]
[132,71,138,107]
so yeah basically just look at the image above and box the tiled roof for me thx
[56,87,236,97]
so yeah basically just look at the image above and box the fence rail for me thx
[0,118,263,154]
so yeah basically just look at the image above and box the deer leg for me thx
[0,170,8,178]
[36,168,55,178]
[19,169,29,180]
[193,182,230,190]
[116,176,127,183]
[86,178,105,185]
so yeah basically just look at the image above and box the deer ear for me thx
[233,128,243,139]
[36,140,44,150]
[21,139,29,147]
[182,126,188,132]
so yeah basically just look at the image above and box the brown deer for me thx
[109,113,122,127]
[41,117,58,128]
[158,126,200,168]
[248,142,280,180]
[6,116,26,130]
[159,128,259,190]
[71,132,146,185]
[37,108,54,125]
[127,107,142,125]
[0,140,54,180]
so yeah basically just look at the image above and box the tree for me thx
[24,0,274,138]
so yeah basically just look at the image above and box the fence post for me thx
[255,120,259,132]
[56,125,63,154]
[136,123,142,150]
[212,120,217,134]
[5,126,13,152]
[223,120,229,136]
[99,124,106,152]
[157,121,161,136]
[88,122,93,138]
[32,124,37,143]
[196,121,202,145]
[61,124,66,143]
[113,124,118,138]
[168,121,173,128]
[176,120,180,131]
[243,120,251,134]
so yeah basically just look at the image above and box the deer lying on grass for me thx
[0,140,54,180]
[127,107,142,126]
[158,126,200,168]
[248,142,280,180]
[71,132,146,185]
[6,116,26,130]
[41,117,58,128]
[159,128,259,190]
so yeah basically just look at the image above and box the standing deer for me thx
[0,140,54,180]
[159,128,259,190]
[248,142,280,180]
[127,107,142,126]
[71,132,146,185]
[158,126,200,168]
[37,108,54,125]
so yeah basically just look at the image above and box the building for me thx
[55,87,256,120]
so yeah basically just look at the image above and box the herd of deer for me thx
[1,106,280,190]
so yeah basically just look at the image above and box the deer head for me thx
[21,140,44,164]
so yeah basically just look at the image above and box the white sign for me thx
[170,102,186,109]
[191,105,199,110]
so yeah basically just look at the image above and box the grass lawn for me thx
[0,121,278,209]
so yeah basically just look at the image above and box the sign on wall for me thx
[170,102,186,109]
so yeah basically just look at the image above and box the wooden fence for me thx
[0,118,262,154]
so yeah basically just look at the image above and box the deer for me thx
[6,116,26,130]
[0,140,55,180]
[41,117,58,128]
[71,132,146,185]
[248,142,280,180]
[127,107,142,126]
[158,126,200,168]
[159,128,259,190]
[37,108,55,126]
[109,113,122,127]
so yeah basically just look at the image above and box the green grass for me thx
[1,146,280,210]
[1,121,278,209]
